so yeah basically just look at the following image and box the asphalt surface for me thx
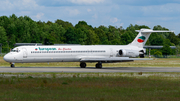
[0,67,180,73]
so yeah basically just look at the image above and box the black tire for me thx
[139,54,144,58]
[11,64,15,68]
[99,64,102,68]
[80,62,86,68]
[96,63,102,68]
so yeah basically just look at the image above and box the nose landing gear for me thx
[10,63,15,68]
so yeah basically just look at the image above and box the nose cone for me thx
[3,54,13,62]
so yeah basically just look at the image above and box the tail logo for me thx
[137,36,146,43]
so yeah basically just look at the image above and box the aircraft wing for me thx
[80,57,152,63]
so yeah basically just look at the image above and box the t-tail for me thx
[128,29,173,48]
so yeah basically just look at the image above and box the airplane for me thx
[3,29,173,68]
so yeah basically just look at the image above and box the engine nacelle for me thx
[118,49,139,57]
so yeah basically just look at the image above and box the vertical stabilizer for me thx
[128,29,173,48]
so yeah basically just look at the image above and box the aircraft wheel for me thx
[80,62,86,68]
[96,63,102,68]
[11,64,15,68]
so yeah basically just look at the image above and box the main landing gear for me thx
[96,62,102,68]
[80,62,86,68]
[10,62,15,68]
[80,62,102,68]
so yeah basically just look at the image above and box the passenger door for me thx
[110,48,113,57]
[23,48,28,58]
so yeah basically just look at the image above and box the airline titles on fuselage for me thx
[36,47,72,51]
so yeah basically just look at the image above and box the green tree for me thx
[176,45,180,55]
[42,23,54,45]
[134,24,150,30]
[55,19,73,30]
[30,21,41,43]
[161,44,172,57]
[167,33,179,45]
[6,23,16,48]
[0,15,10,30]
[163,39,173,46]
[86,30,99,45]
[0,14,179,48]
[13,16,32,43]
[104,25,122,45]
[75,28,87,45]
[50,23,66,44]
[177,33,180,39]
[75,21,93,30]
[0,26,8,52]
[149,33,164,45]
[98,25,109,34]
[0,26,7,43]
[153,25,169,39]
[42,23,66,45]
[94,28,108,44]
[75,21,95,45]
[121,31,132,45]
[126,24,136,37]
[154,51,162,58]
[65,27,78,44]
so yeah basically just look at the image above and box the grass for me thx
[1,57,180,67]
[0,73,180,101]
[1,56,180,100]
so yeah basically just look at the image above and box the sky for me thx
[0,0,180,34]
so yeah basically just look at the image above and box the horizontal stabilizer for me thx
[135,30,173,33]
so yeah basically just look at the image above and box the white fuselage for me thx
[3,45,143,63]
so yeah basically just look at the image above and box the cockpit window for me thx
[11,49,20,52]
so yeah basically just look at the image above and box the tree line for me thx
[0,14,180,55]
